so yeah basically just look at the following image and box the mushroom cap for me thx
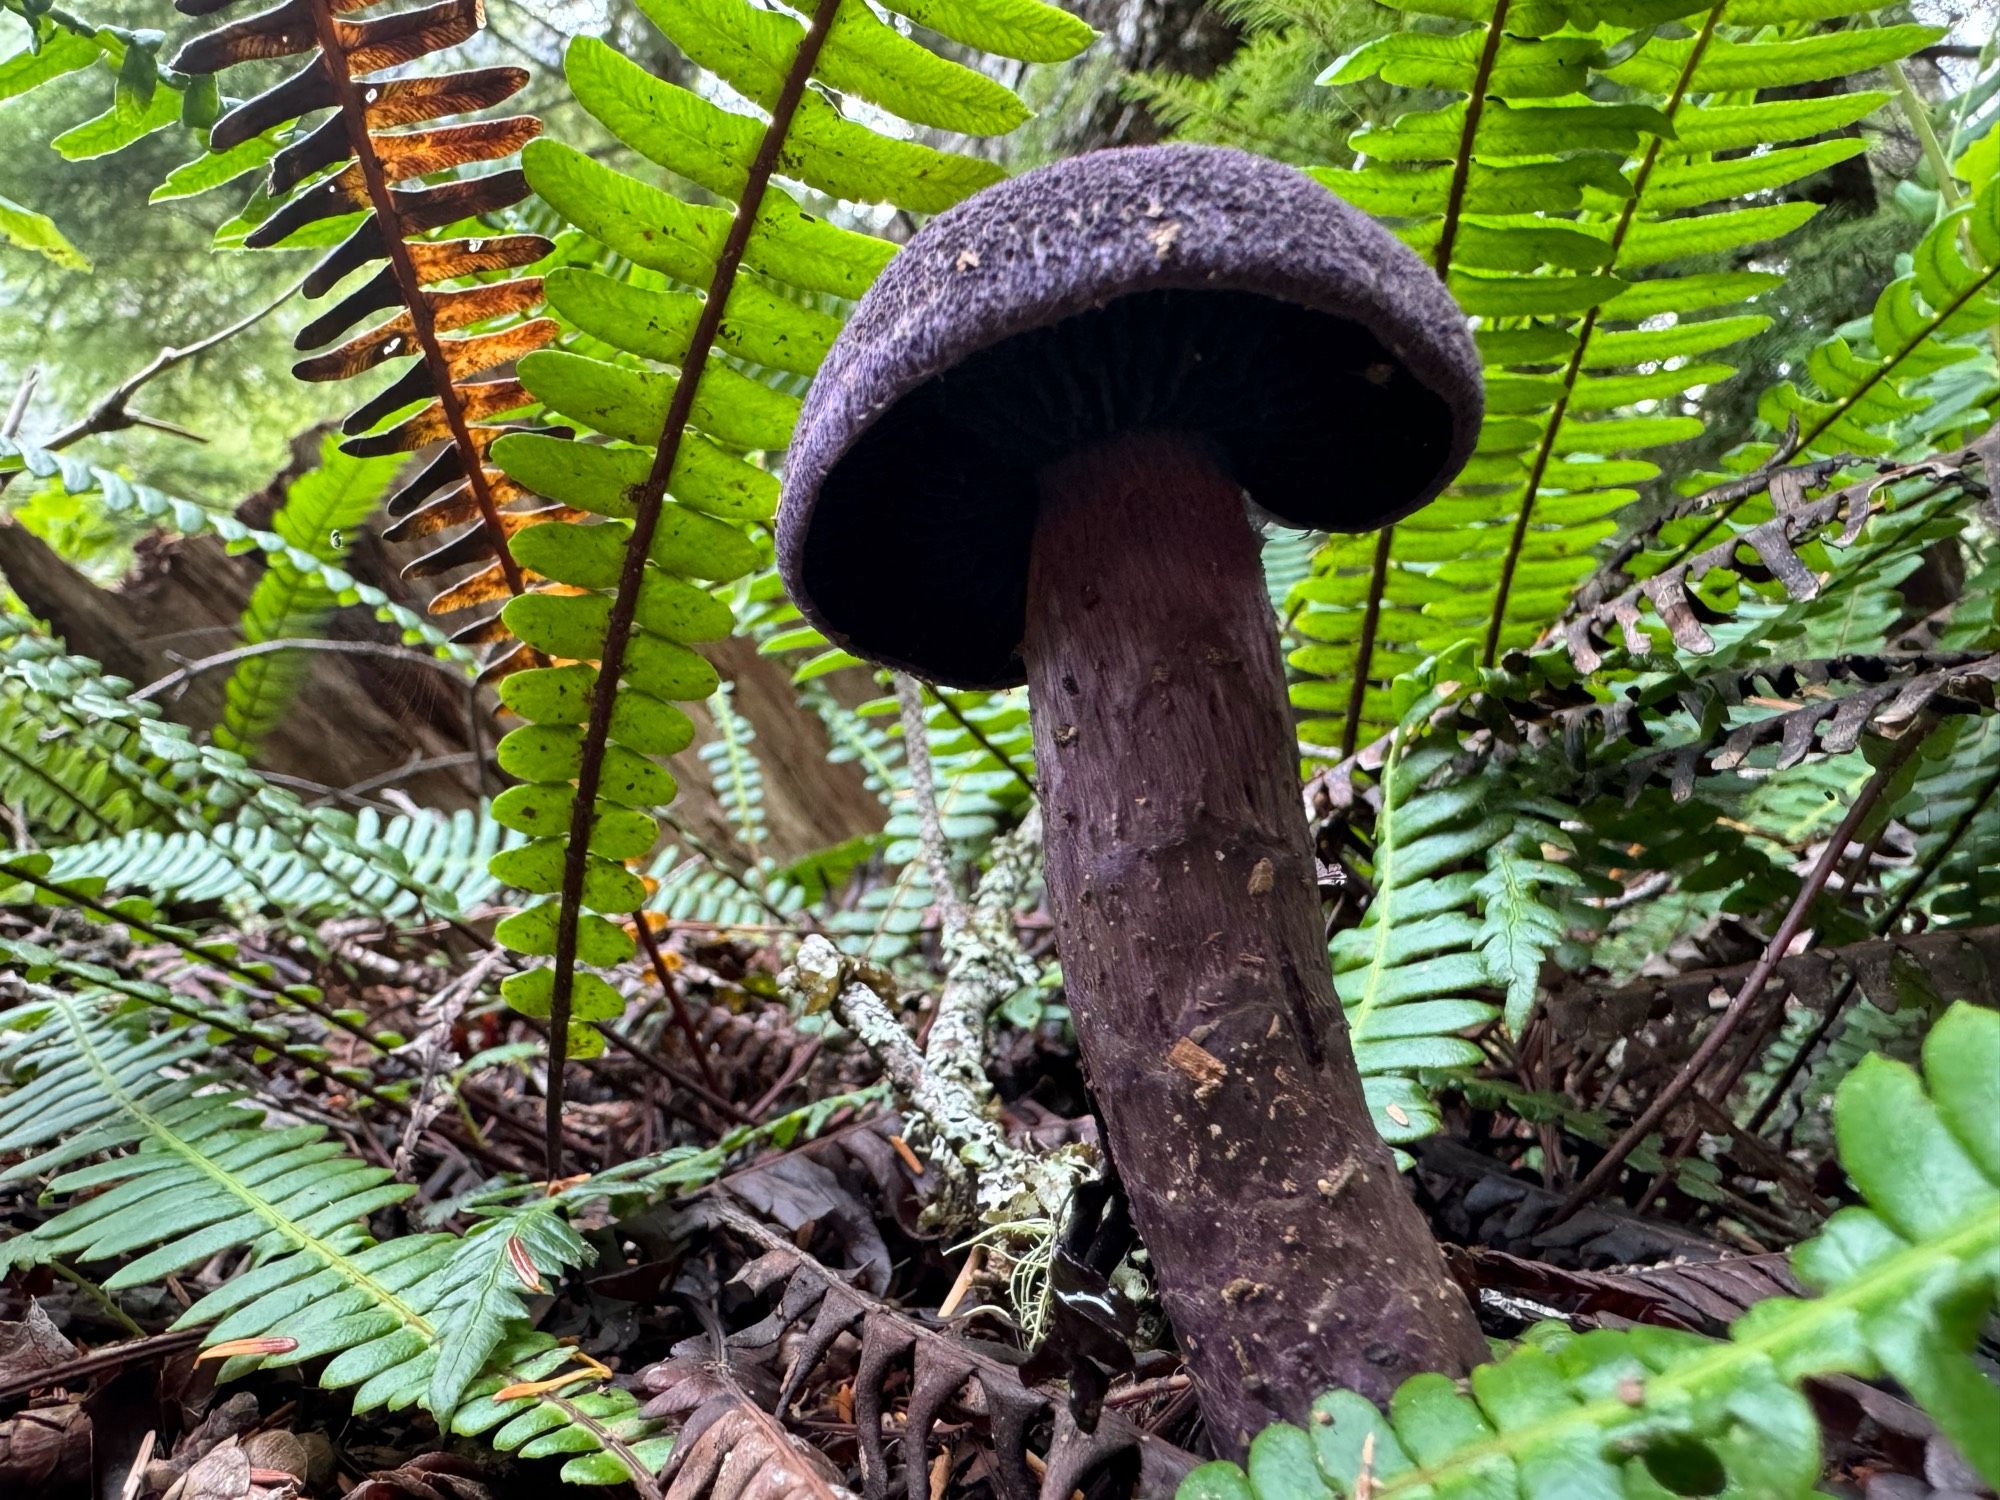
[779,143,1483,689]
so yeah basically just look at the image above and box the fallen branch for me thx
[781,812,1078,1225]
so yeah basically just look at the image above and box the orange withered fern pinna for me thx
[172,0,561,674]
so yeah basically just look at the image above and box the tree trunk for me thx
[1020,431,1484,1455]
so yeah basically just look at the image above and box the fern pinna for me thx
[1181,1001,2000,1499]
[167,0,555,654]
[1294,0,1943,754]
[482,0,1090,1158]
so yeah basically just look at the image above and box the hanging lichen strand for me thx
[481,0,1090,1158]
[170,0,555,673]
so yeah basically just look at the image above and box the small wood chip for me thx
[889,1133,926,1175]
[1167,1036,1227,1088]
[1316,1162,1357,1200]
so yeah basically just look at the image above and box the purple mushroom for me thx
[779,144,1488,1451]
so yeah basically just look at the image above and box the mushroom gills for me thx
[798,288,1458,690]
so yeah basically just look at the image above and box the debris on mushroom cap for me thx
[778,142,1485,690]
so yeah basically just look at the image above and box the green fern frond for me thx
[0,691,157,841]
[1332,741,1501,1148]
[484,0,1091,1073]
[214,437,405,760]
[1892,714,2000,926]
[1329,682,1574,1144]
[814,686,1029,962]
[1766,176,2000,457]
[700,681,770,851]
[43,804,512,920]
[823,860,939,963]
[1292,0,1936,753]
[1125,0,1385,163]
[811,688,903,800]
[1181,1001,2000,1500]
[0,621,470,919]
[0,436,458,658]
[647,839,810,930]
[793,684,1033,960]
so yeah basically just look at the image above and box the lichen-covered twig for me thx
[925,807,1041,1101]
[782,811,1079,1225]
[895,673,970,937]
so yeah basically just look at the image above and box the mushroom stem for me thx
[1021,429,1485,1455]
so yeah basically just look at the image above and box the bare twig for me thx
[748,1036,821,1119]
[1742,753,2000,1135]
[40,276,305,454]
[3,367,37,439]
[333,751,485,802]
[0,1330,204,1402]
[1628,726,1933,1214]
[130,637,471,703]
[392,951,505,1178]
[589,1014,756,1126]
[633,912,720,1092]
[658,811,817,929]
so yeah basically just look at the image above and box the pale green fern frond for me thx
[1294,0,1936,754]
[42,804,512,920]
[484,0,1092,1068]
[0,622,471,919]
[700,680,770,851]
[0,437,456,657]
